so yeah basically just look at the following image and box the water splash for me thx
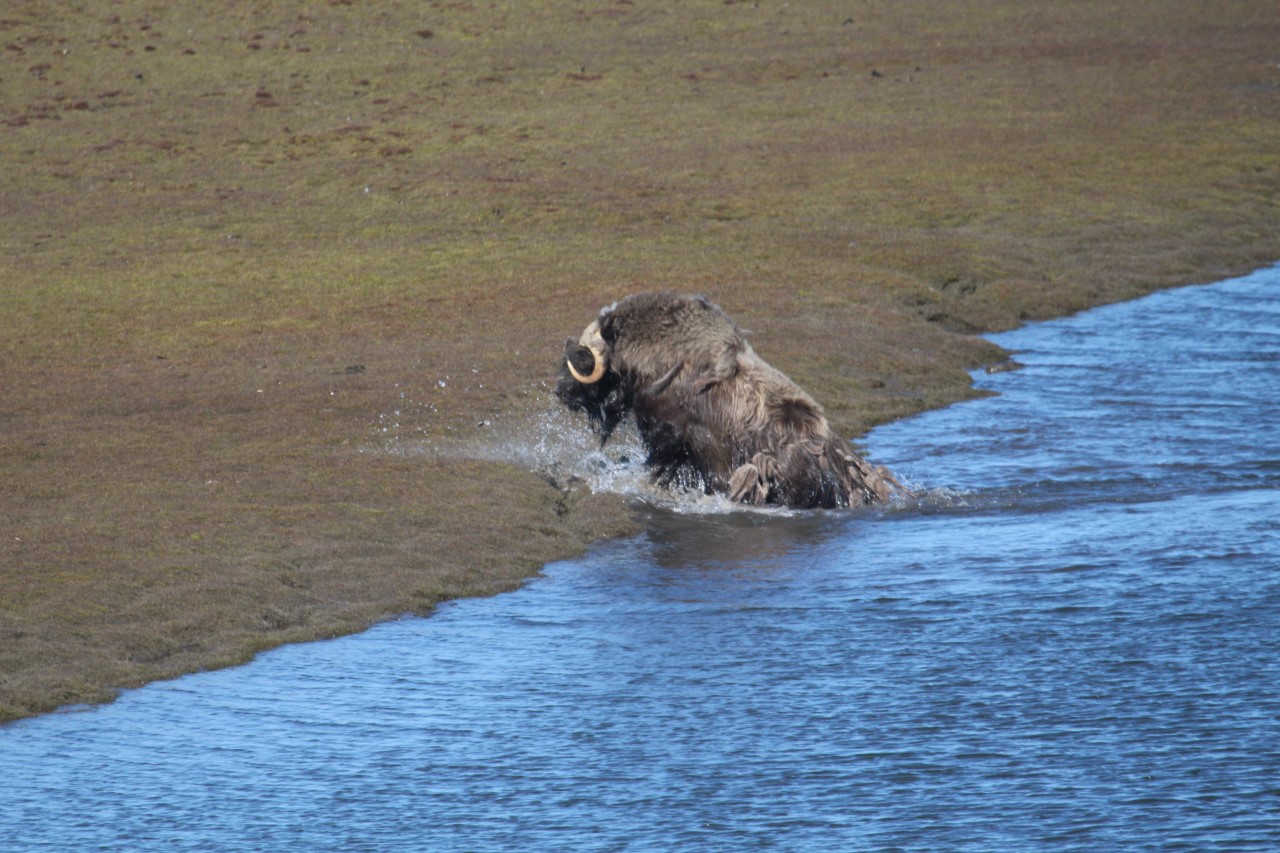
[368,386,807,516]
[470,405,651,496]
[366,372,920,518]
[472,406,791,516]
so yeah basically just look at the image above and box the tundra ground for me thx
[2,1,1278,720]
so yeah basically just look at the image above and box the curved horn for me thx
[566,320,607,384]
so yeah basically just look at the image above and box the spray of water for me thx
[365,374,959,517]
[366,382,800,516]
[471,406,783,516]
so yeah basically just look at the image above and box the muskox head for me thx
[555,293,733,451]
[555,313,630,444]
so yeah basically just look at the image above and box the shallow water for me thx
[4,268,1279,851]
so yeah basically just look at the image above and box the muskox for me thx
[555,292,902,508]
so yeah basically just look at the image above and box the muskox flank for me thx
[555,292,903,508]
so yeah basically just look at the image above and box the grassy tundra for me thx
[2,1,1278,721]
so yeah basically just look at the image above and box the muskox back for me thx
[556,292,900,508]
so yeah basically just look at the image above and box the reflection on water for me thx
[637,507,847,569]
[3,267,1279,851]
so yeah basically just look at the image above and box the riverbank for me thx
[3,1,1278,721]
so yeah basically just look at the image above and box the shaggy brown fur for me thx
[556,292,902,508]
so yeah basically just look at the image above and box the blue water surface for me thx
[3,267,1278,851]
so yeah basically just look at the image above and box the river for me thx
[3,266,1278,851]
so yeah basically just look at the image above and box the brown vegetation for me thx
[2,0,1278,721]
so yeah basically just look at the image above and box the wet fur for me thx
[556,292,899,508]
